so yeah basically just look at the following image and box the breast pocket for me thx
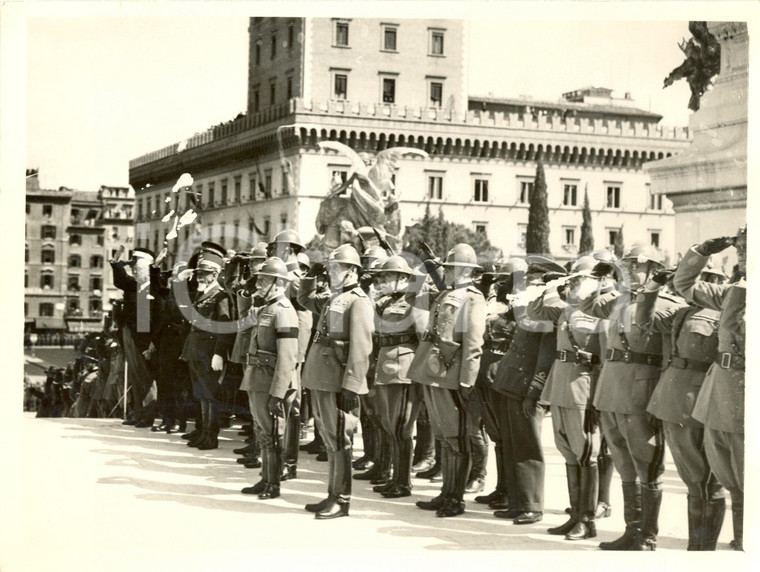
[681,318,719,358]
[379,345,416,382]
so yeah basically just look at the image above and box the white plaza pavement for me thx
[3,413,747,572]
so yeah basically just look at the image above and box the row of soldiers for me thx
[109,225,745,550]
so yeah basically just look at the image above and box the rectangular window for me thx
[207,182,215,207]
[563,183,578,206]
[255,42,261,65]
[474,222,487,235]
[137,199,143,220]
[280,214,288,231]
[383,26,397,51]
[517,224,528,249]
[430,30,445,55]
[264,216,271,237]
[335,22,349,46]
[382,77,395,103]
[286,76,293,100]
[69,234,81,246]
[91,276,102,291]
[42,225,56,240]
[608,229,620,248]
[288,24,294,48]
[271,34,277,59]
[234,176,242,204]
[39,302,54,316]
[606,184,621,209]
[564,227,576,245]
[265,171,272,197]
[40,274,54,289]
[427,174,443,200]
[270,82,276,105]
[221,180,228,205]
[68,275,80,291]
[96,234,104,246]
[253,90,260,113]
[281,170,289,196]
[249,174,258,202]
[429,81,443,107]
[90,299,102,314]
[518,180,533,204]
[330,169,348,189]
[43,204,53,217]
[648,184,663,210]
[650,231,661,248]
[233,221,240,249]
[473,178,489,203]
[334,74,348,100]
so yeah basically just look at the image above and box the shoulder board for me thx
[277,297,293,308]
[657,291,684,304]
[467,285,483,296]
[351,287,368,298]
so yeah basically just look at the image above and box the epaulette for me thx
[467,285,484,297]
[351,287,368,298]
[277,297,294,308]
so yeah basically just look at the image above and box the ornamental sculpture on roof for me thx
[663,21,721,112]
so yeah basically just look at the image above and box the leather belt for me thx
[555,349,600,366]
[484,341,508,354]
[716,352,744,371]
[312,331,342,348]
[605,347,662,367]
[374,333,418,347]
[668,356,711,373]
[421,330,440,344]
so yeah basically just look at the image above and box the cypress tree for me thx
[526,157,551,255]
[579,187,594,253]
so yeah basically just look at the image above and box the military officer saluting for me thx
[673,227,746,551]
[240,257,300,500]
[408,243,487,518]
[298,244,375,519]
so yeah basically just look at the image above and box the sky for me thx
[25,11,698,191]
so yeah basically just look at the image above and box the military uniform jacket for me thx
[637,287,717,427]
[230,291,257,365]
[240,295,299,399]
[475,298,514,388]
[528,287,603,410]
[298,277,374,394]
[180,282,235,363]
[110,261,159,349]
[408,284,486,390]
[674,247,745,433]
[373,291,419,385]
[579,288,681,414]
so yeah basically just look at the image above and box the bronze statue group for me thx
[106,223,745,551]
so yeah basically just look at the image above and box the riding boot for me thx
[436,446,468,518]
[701,497,726,551]
[316,448,351,519]
[416,439,442,479]
[566,464,598,540]
[383,438,413,498]
[548,464,580,535]
[416,445,448,511]
[259,442,282,499]
[353,412,375,470]
[412,412,434,471]
[686,495,705,551]
[599,482,641,550]
[370,430,393,485]
[628,484,662,551]
[596,452,613,518]
[465,430,487,494]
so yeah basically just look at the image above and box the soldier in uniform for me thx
[230,244,268,467]
[528,255,604,540]
[673,228,746,551]
[408,243,487,518]
[489,257,557,525]
[298,244,374,519]
[239,258,300,499]
[473,258,521,509]
[268,230,313,481]
[353,245,391,481]
[370,256,427,498]
[637,262,725,550]
[179,244,235,450]
[579,242,680,551]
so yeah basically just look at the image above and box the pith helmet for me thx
[255,257,293,282]
[361,246,389,271]
[326,244,362,268]
[623,242,664,267]
[493,257,528,275]
[249,242,268,260]
[570,255,597,276]
[376,255,413,276]
[296,252,311,270]
[269,229,304,253]
[442,243,481,268]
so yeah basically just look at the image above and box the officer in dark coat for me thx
[179,244,235,450]
[489,257,557,525]
[408,243,487,518]
[673,227,746,551]
[298,244,374,519]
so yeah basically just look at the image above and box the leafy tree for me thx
[526,157,551,255]
[403,203,497,261]
[579,186,594,253]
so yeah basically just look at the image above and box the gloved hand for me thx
[695,236,734,256]
[522,396,539,418]
[306,261,326,278]
[211,354,224,372]
[458,385,473,401]
[651,269,675,285]
[141,342,157,361]
[647,413,663,432]
[177,268,195,281]
[268,396,285,418]
[339,388,359,413]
